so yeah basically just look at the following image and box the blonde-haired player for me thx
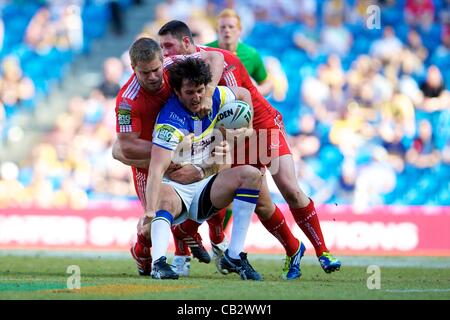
[206,8,273,96]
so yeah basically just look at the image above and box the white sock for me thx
[227,197,257,260]
[150,211,173,263]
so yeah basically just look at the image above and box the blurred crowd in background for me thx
[0,0,449,211]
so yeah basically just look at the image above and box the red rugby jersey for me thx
[115,72,172,140]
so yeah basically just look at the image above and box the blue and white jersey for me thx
[152,86,236,165]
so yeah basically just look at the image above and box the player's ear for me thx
[182,35,191,47]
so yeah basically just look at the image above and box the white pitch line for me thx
[1,251,450,268]
[0,278,50,281]
[253,255,450,269]
[385,289,450,293]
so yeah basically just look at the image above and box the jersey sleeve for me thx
[163,52,203,70]
[115,97,141,133]
[153,123,185,150]
[152,105,187,151]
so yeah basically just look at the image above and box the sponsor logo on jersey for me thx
[118,100,132,111]
[118,109,131,126]
[157,125,176,142]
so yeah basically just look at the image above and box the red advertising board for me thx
[0,204,449,256]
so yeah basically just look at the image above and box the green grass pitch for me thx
[0,251,449,300]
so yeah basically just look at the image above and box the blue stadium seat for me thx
[438,187,450,205]
[33,76,50,96]
[282,49,307,69]
[417,174,439,195]
[119,0,133,9]
[436,164,450,184]
[394,173,408,194]
[22,54,46,79]
[82,3,109,41]
[382,7,400,26]
[352,37,370,55]
[365,26,383,41]
[395,23,410,43]
[395,0,406,9]
[445,71,450,91]
[319,145,343,168]
[2,4,21,21]
[298,63,316,81]
[403,188,426,205]
[41,48,66,81]
[383,190,397,205]
[420,24,442,53]
[403,164,421,181]
[251,22,276,39]
[279,22,299,49]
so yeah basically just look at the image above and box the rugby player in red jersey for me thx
[112,37,225,276]
[158,20,341,278]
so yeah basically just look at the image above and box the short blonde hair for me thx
[217,8,241,30]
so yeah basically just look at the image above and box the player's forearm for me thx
[201,51,224,97]
[112,141,149,168]
[145,164,165,215]
[123,158,150,169]
[145,146,173,215]
[235,87,252,107]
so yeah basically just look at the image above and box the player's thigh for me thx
[269,154,308,202]
[209,165,262,209]
[268,154,297,184]
[158,183,184,218]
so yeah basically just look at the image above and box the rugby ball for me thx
[215,100,252,129]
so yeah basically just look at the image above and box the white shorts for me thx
[162,175,216,225]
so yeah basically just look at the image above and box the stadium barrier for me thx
[0,204,449,256]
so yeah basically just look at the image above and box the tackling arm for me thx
[115,129,205,183]
[117,131,153,159]
[198,51,224,118]
[198,50,224,98]
[112,139,150,168]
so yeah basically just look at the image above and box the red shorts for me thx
[132,167,148,209]
[232,112,291,168]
